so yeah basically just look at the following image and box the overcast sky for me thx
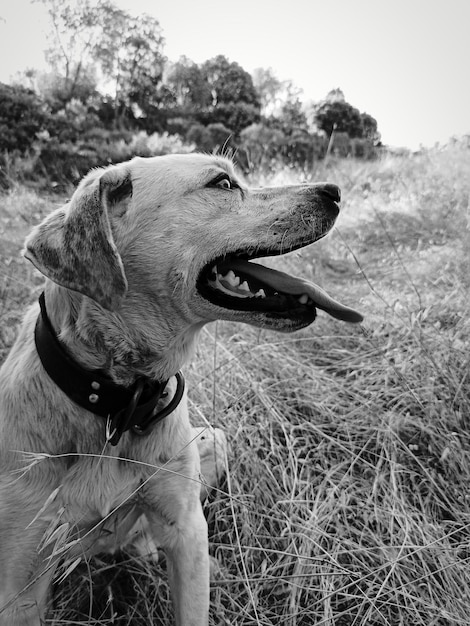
[1,0,468,149]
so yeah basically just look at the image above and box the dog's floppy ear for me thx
[24,166,132,310]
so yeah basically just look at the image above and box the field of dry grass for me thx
[1,145,469,625]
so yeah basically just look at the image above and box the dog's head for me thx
[24,154,362,338]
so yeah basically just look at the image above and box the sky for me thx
[0,0,468,149]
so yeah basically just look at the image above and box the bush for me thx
[186,123,212,152]
[329,132,378,159]
[20,130,195,188]
[197,102,260,136]
[239,122,329,173]
[186,123,232,153]
[205,123,233,152]
[239,122,285,170]
[0,83,49,153]
[121,131,195,158]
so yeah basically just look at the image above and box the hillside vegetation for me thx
[0,145,469,625]
[1,3,380,190]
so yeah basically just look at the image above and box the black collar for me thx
[34,292,185,446]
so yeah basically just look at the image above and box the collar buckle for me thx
[131,371,185,437]
[108,379,145,446]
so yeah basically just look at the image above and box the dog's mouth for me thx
[196,250,363,324]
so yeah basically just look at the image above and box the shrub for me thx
[239,122,285,170]
[0,83,49,153]
[197,102,261,136]
[239,122,329,173]
[186,123,232,153]
[27,130,194,187]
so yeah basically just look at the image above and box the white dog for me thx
[0,154,362,626]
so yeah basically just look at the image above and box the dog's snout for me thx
[317,183,341,203]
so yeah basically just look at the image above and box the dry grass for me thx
[1,145,470,624]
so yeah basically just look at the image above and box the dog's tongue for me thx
[221,258,363,323]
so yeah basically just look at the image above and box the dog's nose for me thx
[317,183,341,203]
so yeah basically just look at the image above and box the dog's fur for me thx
[0,154,348,626]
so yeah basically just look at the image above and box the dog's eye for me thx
[208,173,234,190]
[217,178,232,190]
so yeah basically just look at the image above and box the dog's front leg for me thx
[0,480,61,626]
[167,503,209,626]
[0,521,57,626]
[148,500,209,626]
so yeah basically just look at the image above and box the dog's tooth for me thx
[299,294,309,304]
[239,281,251,292]
[224,270,240,287]
[213,279,251,298]
[255,289,266,298]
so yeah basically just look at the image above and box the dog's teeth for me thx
[255,289,266,298]
[209,276,252,298]
[239,281,250,292]
[299,294,309,304]
[223,270,240,287]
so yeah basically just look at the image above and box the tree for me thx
[252,67,284,115]
[0,83,48,152]
[16,68,99,111]
[166,57,211,109]
[197,56,261,134]
[38,0,166,124]
[360,112,381,144]
[273,98,309,135]
[325,88,346,103]
[98,12,166,117]
[314,90,380,143]
[201,55,260,107]
[163,56,262,134]
[314,99,363,138]
[38,0,119,105]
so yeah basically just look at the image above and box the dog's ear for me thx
[24,166,132,311]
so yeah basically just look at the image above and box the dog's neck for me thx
[43,284,203,385]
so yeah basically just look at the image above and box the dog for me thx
[0,153,362,626]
